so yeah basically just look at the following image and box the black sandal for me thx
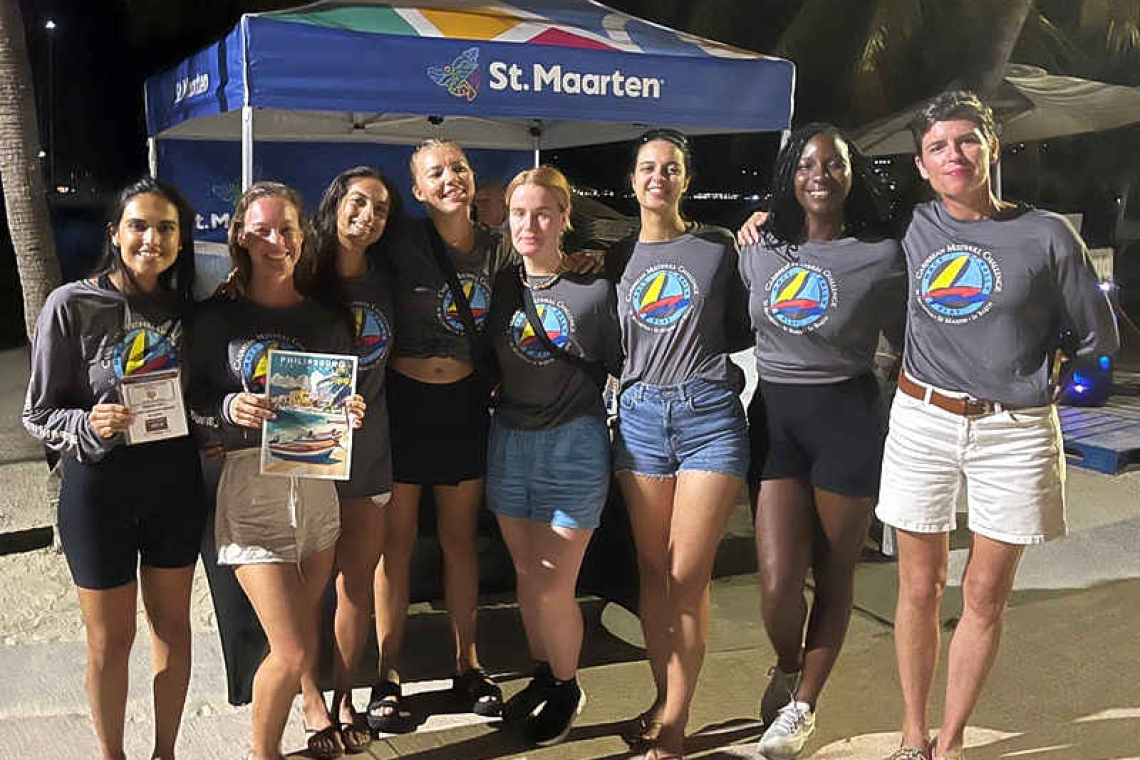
[365,680,403,733]
[451,667,503,717]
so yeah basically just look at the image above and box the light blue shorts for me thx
[613,379,749,480]
[486,415,610,530]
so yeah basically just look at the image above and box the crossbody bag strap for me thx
[516,266,608,389]
[425,221,482,358]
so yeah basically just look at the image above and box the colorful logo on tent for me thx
[438,274,491,334]
[918,248,999,323]
[766,265,833,332]
[240,339,299,392]
[428,47,481,101]
[629,265,696,331]
[112,327,179,378]
[350,303,391,367]
[509,304,571,364]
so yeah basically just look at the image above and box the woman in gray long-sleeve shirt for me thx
[23,177,205,760]
[875,91,1118,760]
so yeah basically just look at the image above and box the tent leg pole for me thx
[994,157,1003,199]
[147,138,158,178]
[242,106,254,191]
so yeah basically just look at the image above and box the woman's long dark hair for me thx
[97,177,196,304]
[762,123,894,255]
[311,166,405,306]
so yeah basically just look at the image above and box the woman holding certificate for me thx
[188,181,365,760]
[23,177,206,760]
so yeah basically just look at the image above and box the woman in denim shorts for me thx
[608,130,753,760]
[874,92,1118,760]
[485,166,622,746]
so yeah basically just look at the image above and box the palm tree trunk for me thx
[0,0,61,343]
[958,0,1035,98]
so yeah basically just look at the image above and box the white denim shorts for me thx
[876,389,1066,545]
[215,449,341,565]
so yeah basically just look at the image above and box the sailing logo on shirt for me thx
[437,274,492,334]
[917,245,1002,324]
[350,303,392,368]
[765,263,836,333]
[111,325,180,377]
[628,264,697,333]
[237,336,300,392]
[509,302,573,365]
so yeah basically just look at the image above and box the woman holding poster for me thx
[188,181,365,760]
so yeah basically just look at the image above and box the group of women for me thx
[23,88,1117,760]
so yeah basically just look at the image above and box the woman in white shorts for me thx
[875,91,1118,760]
[189,182,365,760]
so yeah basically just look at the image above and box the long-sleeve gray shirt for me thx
[23,278,187,463]
[739,236,906,383]
[187,296,352,452]
[902,201,1119,406]
[489,268,622,430]
[613,225,751,391]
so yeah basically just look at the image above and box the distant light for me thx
[1098,281,1113,292]
[1073,384,1087,394]
[45,19,56,30]
[1072,372,1089,385]
[1099,355,1111,371]
[37,149,46,158]
[55,184,72,194]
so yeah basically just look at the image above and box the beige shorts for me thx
[876,390,1066,545]
[215,449,341,565]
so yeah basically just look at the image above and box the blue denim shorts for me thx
[486,415,610,529]
[613,379,749,480]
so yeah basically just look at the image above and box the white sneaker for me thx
[756,700,816,759]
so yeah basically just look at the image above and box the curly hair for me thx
[226,181,315,292]
[98,176,197,303]
[761,122,892,255]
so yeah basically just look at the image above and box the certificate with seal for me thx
[119,368,189,445]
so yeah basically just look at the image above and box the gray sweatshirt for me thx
[23,278,187,463]
[902,201,1119,406]
[489,268,622,430]
[740,236,906,383]
[388,219,516,365]
[187,296,352,452]
[338,266,395,498]
[614,225,752,391]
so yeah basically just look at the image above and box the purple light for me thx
[1073,384,1087,394]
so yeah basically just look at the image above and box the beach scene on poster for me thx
[260,349,357,479]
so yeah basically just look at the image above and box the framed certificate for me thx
[260,349,357,480]
[119,368,189,445]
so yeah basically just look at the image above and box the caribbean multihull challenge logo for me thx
[438,275,492,334]
[110,326,180,378]
[765,263,836,333]
[236,337,301,392]
[428,47,664,102]
[629,264,697,332]
[350,303,392,367]
[509,302,573,365]
[917,245,1002,324]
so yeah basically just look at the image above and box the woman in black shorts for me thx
[738,124,904,759]
[23,177,205,760]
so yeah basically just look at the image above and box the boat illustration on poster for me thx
[260,349,357,479]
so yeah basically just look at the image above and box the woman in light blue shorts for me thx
[607,130,753,760]
[485,166,622,747]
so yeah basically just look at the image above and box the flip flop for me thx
[622,709,664,748]
[304,724,343,760]
[366,679,403,733]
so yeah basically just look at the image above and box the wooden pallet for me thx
[1059,405,1140,474]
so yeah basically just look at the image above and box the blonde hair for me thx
[505,165,574,233]
[408,138,469,176]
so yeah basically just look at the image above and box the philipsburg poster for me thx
[260,349,357,480]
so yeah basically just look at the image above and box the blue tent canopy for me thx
[145,0,796,152]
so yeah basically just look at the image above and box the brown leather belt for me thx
[897,372,1012,416]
